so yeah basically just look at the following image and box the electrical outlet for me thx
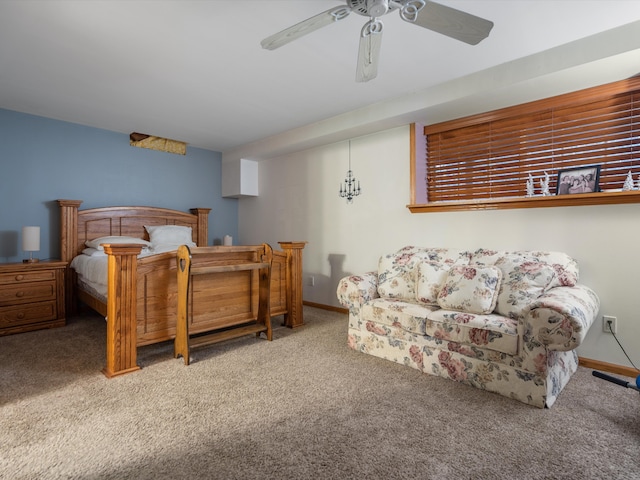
[602,315,617,334]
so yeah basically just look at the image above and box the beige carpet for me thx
[0,306,638,480]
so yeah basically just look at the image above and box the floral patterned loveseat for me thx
[336,246,600,408]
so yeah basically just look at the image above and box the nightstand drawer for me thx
[0,281,56,306]
[0,261,66,335]
[0,302,57,329]
[0,270,57,285]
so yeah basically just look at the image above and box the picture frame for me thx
[556,165,601,195]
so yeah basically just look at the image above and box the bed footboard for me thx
[174,244,273,365]
[95,242,306,377]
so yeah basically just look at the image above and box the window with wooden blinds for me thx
[422,77,640,204]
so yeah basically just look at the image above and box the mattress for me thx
[70,254,109,298]
[70,249,159,299]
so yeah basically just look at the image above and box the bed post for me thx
[57,199,82,314]
[102,243,143,378]
[190,208,211,246]
[278,241,307,328]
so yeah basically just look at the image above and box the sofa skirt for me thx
[347,323,579,408]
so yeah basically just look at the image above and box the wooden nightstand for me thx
[0,261,66,336]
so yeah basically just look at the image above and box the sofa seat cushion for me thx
[362,298,440,335]
[426,309,519,356]
[361,299,519,356]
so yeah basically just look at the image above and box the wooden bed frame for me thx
[58,200,306,377]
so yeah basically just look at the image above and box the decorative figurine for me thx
[623,171,635,191]
[526,173,535,197]
[540,171,551,196]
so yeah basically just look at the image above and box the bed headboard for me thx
[57,200,211,262]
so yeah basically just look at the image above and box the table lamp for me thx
[22,226,40,263]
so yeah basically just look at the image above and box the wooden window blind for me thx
[423,77,640,203]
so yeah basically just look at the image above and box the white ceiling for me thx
[2,0,640,160]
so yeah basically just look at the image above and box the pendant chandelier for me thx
[339,140,361,203]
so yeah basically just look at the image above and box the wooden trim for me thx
[77,287,107,317]
[579,357,639,379]
[408,189,640,213]
[410,123,417,205]
[303,301,348,315]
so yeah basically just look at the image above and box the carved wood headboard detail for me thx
[57,200,210,262]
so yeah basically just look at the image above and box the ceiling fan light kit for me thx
[366,0,390,17]
[261,0,493,82]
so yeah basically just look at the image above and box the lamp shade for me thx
[22,226,40,252]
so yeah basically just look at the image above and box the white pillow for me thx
[145,225,194,247]
[377,253,420,300]
[416,261,450,305]
[437,265,502,315]
[85,236,151,251]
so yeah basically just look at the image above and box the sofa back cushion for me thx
[436,265,503,314]
[377,247,469,300]
[471,249,579,318]
[378,247,579,318]
[471,249,578,287]
[493,255,558,317]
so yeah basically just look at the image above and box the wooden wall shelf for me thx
[408,190,640,213]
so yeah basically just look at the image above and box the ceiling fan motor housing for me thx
[349,0,395,17]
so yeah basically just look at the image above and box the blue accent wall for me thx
[0,108,237,263]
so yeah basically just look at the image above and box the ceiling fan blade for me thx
[404,0,493,45]
[356,19,384,82]
[261,6,352,50]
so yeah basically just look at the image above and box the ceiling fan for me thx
[261,0,493,83]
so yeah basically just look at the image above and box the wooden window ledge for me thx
[408,190,640,213]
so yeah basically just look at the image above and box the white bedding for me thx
[70,248,161,298]
[70,254,109,297]
[71,229,197,300]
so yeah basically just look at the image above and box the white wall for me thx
[239,125,640,369]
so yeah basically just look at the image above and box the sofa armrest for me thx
[524,284,600,351]
[337,271,379,313]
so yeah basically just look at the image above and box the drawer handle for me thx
[15,291,25,298]
[15,274,24,281]
[17,312,25,319]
